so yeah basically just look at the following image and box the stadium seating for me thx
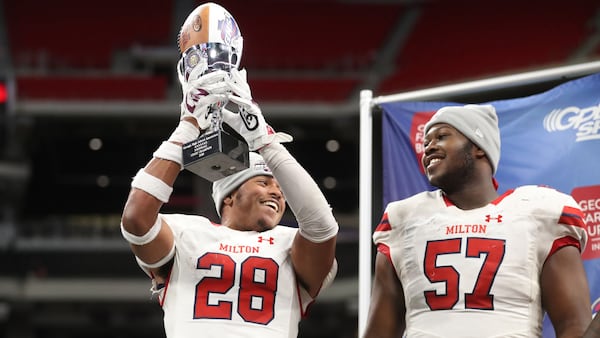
[5,0,599,102]
[5,0,173,69]
[16,75,168,100]
[216,1,404,71]
[378,0,599,95]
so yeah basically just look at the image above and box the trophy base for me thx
[182,130,249,182]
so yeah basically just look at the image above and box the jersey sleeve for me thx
[132,213,211,277]
[160,213,213,236]
[372,191,433,255]
[532,186,587,261]
[552,193,587,252]
[372,202,401,264]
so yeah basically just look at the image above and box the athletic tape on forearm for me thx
[120,216,163,246]
[168,120,200,144]
[136,243,176,269]
[260,143,338,243]
[131,168,173,203]
[153,141,183,170]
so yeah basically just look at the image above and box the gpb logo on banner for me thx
[543,104,600,141]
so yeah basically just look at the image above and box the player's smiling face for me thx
[229,175,286,232]
[422,123,476,192]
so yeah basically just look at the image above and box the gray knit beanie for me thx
[424,104,501,174]
[212,152,273,216]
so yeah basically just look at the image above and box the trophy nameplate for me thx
[183,129,249,182]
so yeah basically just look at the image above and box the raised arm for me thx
[260,142,338,296]
[220,69,339,296]
[120,121,191,277]
[121,69,230,277]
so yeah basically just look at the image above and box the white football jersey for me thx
[139,213,314,338]
[373,185,587,338]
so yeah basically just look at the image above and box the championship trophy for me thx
[178,3,249,182]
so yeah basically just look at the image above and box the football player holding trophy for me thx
[121,4,339,337]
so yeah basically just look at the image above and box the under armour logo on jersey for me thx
[258,236,274,245]
[485,214,503,223]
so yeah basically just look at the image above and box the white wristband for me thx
[120,216,163,246]
[153,141,183,170]
[131,169,173,203]
[168,120,200,144]
[136,243,176,269]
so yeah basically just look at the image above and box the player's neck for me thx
[443,181,498,210]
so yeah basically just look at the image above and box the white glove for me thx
[221,94,292,151]
[179,68,230,130]
[225,68,252,100]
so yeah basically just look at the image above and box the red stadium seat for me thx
[212,1,404,71]
[5,0,173,69]
[249,77,360,102]
[16,75,168,100]
[6,0,598,102]
[378,0,598,95]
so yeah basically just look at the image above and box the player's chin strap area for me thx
[259,142,339,243]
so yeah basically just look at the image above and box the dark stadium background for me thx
[0,0,599,337]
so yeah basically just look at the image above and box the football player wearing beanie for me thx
[364,104,591,338]
[120,3,338,338]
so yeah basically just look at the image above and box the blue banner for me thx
[379,72,600,337]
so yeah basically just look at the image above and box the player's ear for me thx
[223,195,233,207]
[473,143,486,159]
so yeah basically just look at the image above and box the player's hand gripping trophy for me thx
[176,3,248,181]
[175,3,292,182]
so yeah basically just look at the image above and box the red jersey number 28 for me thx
[423,237,505,310]
[194,252,278,325]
